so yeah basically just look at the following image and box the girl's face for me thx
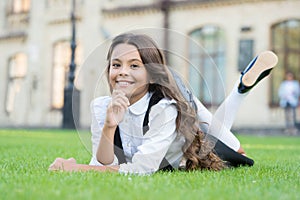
[109,43,149,105]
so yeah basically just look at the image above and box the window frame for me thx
[270,19,300,107]
[5,53,28,115]
[188,25,226,108]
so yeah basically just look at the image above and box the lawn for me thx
[0,129,299,200]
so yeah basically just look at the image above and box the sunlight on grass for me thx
[0,129,299,200]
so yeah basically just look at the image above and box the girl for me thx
[49,33,278,175]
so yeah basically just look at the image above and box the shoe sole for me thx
[242,51,278,87]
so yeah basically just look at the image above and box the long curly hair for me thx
[106,33,225,171]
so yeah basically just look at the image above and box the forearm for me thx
[49,157,120,172]
[75,164,119,172]
[96,124,116,165]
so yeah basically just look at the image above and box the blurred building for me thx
[0,0,299,129]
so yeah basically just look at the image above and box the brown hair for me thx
[106,33,225,171]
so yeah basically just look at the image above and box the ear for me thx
[148,75,154,84]
[149,78,156,84]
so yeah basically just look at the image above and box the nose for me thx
[118,65,129,76]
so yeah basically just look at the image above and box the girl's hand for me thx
[48,157,78,172]
[105,90,130,128]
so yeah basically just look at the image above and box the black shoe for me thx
[238,51,278,94]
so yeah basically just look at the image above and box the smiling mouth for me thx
[116,81,134,87]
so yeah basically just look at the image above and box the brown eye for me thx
[112,63,121,68]
[130,64,139,69]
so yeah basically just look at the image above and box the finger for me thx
[55,157,65,162]
[67,158,76,163]
[111,94,130,110]
[48,157,66,170]
[112,89,125,97]
[112,90,130,106]
[49,158,61,167]
[48,165,59,171]
[112,96,130,107]
[112,99,129,111]
[48,163,60,171]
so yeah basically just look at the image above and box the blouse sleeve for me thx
[118,99,178,175]
[89,96,119,166]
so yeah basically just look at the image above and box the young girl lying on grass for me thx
[49,33,278,175]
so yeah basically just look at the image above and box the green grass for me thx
[0,129,299,200]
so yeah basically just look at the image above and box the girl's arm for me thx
[96,90,129,165]
[48,157,119,172]
[96,124,117,165]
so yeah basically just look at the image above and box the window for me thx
[52,41,82,109]
[238,39,254,72]
[5,53,27,114]
[52,41,70,109]
[188,26,226,107]
[270,19,300,106]
[8,0,31,14]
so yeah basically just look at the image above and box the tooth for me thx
[118,82,129,86]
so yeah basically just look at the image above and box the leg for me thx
[195,51,278,152]
[209,81,248,151]
[292,107,297,127]
[284,106,298,135]
[194,92,242,151]
[195,82,247,152]
[213,81,246,130]
[195,90,254,166]
[285,105,294,128]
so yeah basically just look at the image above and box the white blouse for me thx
[89,92,185,175]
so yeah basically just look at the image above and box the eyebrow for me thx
[111,58,143,63]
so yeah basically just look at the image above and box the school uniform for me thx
[89,92,185,175]
[89,84,254,175]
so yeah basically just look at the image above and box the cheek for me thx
[108,75,116,88]
[108,69,117,82]
[136,70,149,83]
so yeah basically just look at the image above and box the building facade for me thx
[0,0,299,129]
